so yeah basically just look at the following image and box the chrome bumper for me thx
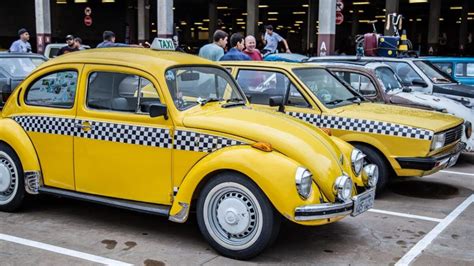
[294,188,375,221]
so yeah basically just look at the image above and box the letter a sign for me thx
[319,41,327,56]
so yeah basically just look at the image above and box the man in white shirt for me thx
[9,28,32,53]
[262,25,290,56]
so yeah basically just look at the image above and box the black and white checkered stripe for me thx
[13,116,243,151]
[13,116,76,136]
[287,112,434,140]
[174,130,244,152]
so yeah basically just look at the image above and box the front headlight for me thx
[334,175,353,201]
[430,133,446,151]
[465,121,472,139]
[362,164,379,188]
[351,149,366,176]
[295,167,312,200]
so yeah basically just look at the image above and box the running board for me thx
[38,187,170,216]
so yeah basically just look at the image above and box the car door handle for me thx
[75,122,94,131]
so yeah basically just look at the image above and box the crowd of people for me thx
[8,24,291,61]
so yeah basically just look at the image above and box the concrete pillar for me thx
[246,0,259,37]
[307,0,317,55]
[317,0,336,56]
[157,0,173,38]
[35,0,51,53]
[138,0,146,43]
[459,0,469,53]
[427,0,441,55]
[209,0,218,42]
[145,0,150,41]
[384,0,399,36]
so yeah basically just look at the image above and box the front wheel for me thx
[196,172,280,260]
[354,144,391,194]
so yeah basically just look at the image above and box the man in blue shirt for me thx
[9,28,32,53]
[198,30,228,61]
[97,31,142,48]
[262,25,291,56]
[220,33,251,61]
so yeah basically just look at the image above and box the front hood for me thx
[333,102,463,132]
[183,106,345,201]
[389,91,474,124]
[433,83,474,99]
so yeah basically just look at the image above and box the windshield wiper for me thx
[222,98,246,108]
[345,96,362,103]
[325,99,344,105]
[198,97,221,106]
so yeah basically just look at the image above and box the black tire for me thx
[196,172,280,260]
[0,143,25,212]
[354,144,390,194]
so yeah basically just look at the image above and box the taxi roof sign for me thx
[151,38,176,51]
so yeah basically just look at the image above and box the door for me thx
[16,65,82,190]
[74,64,173,204]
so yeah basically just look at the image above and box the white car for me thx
[43,43,90,59]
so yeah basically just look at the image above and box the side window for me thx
[433,63,453,76]
[25,70,77,108]
[86,71,159,113]
[335,71,376,96]
[455,63,465,77]
[236,69,309,107]
[466,63,474,77]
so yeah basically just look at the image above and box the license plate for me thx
[351,188,375,217]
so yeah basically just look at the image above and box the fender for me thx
[329,136,365,187]
[339,132,398,169]
[0,118,41,171]
[169,145,322,223]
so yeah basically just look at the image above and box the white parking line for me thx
[0,233,132,266]
[395,194,474,266]
[440,170,474,177]
[368,209,443,223]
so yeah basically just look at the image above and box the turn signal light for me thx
[251,142,272,152]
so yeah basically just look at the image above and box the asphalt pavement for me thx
[1,153,473,265]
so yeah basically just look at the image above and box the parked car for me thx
[309,56,474,109]
[424,57,474,86]
[222,61,465,193]
[0,45,378,259]
[43,43,90,59]
[316,62,473,152]
[0,52,47,106]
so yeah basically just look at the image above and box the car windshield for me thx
[165,66,244,110]
[374,67,403,92]
[414,61,455,84]
[293,68,357,108]
[0,57,45,77]
[385,61,423,86]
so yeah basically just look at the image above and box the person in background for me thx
[198,30,228,61]
[262,25,290,56]
[9,28,32,53]
[57,35,79,56]
[220,33,251,61]
[97,31,143,48]
[74,37,85,50]
[243,35,263,61]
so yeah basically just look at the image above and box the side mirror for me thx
[269,96,283,107]
[411,79,428,88]
[269,96,285,112]
[140,102,168,119]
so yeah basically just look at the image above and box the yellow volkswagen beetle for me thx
[222,61,465,193]
[0,45,377,259]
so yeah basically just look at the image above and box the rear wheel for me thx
[196,172,280,260]
[0,143,25,212]
[354,144,390,194]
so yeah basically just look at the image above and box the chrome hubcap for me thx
[0,153,18,204]
[203,182,263,250]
